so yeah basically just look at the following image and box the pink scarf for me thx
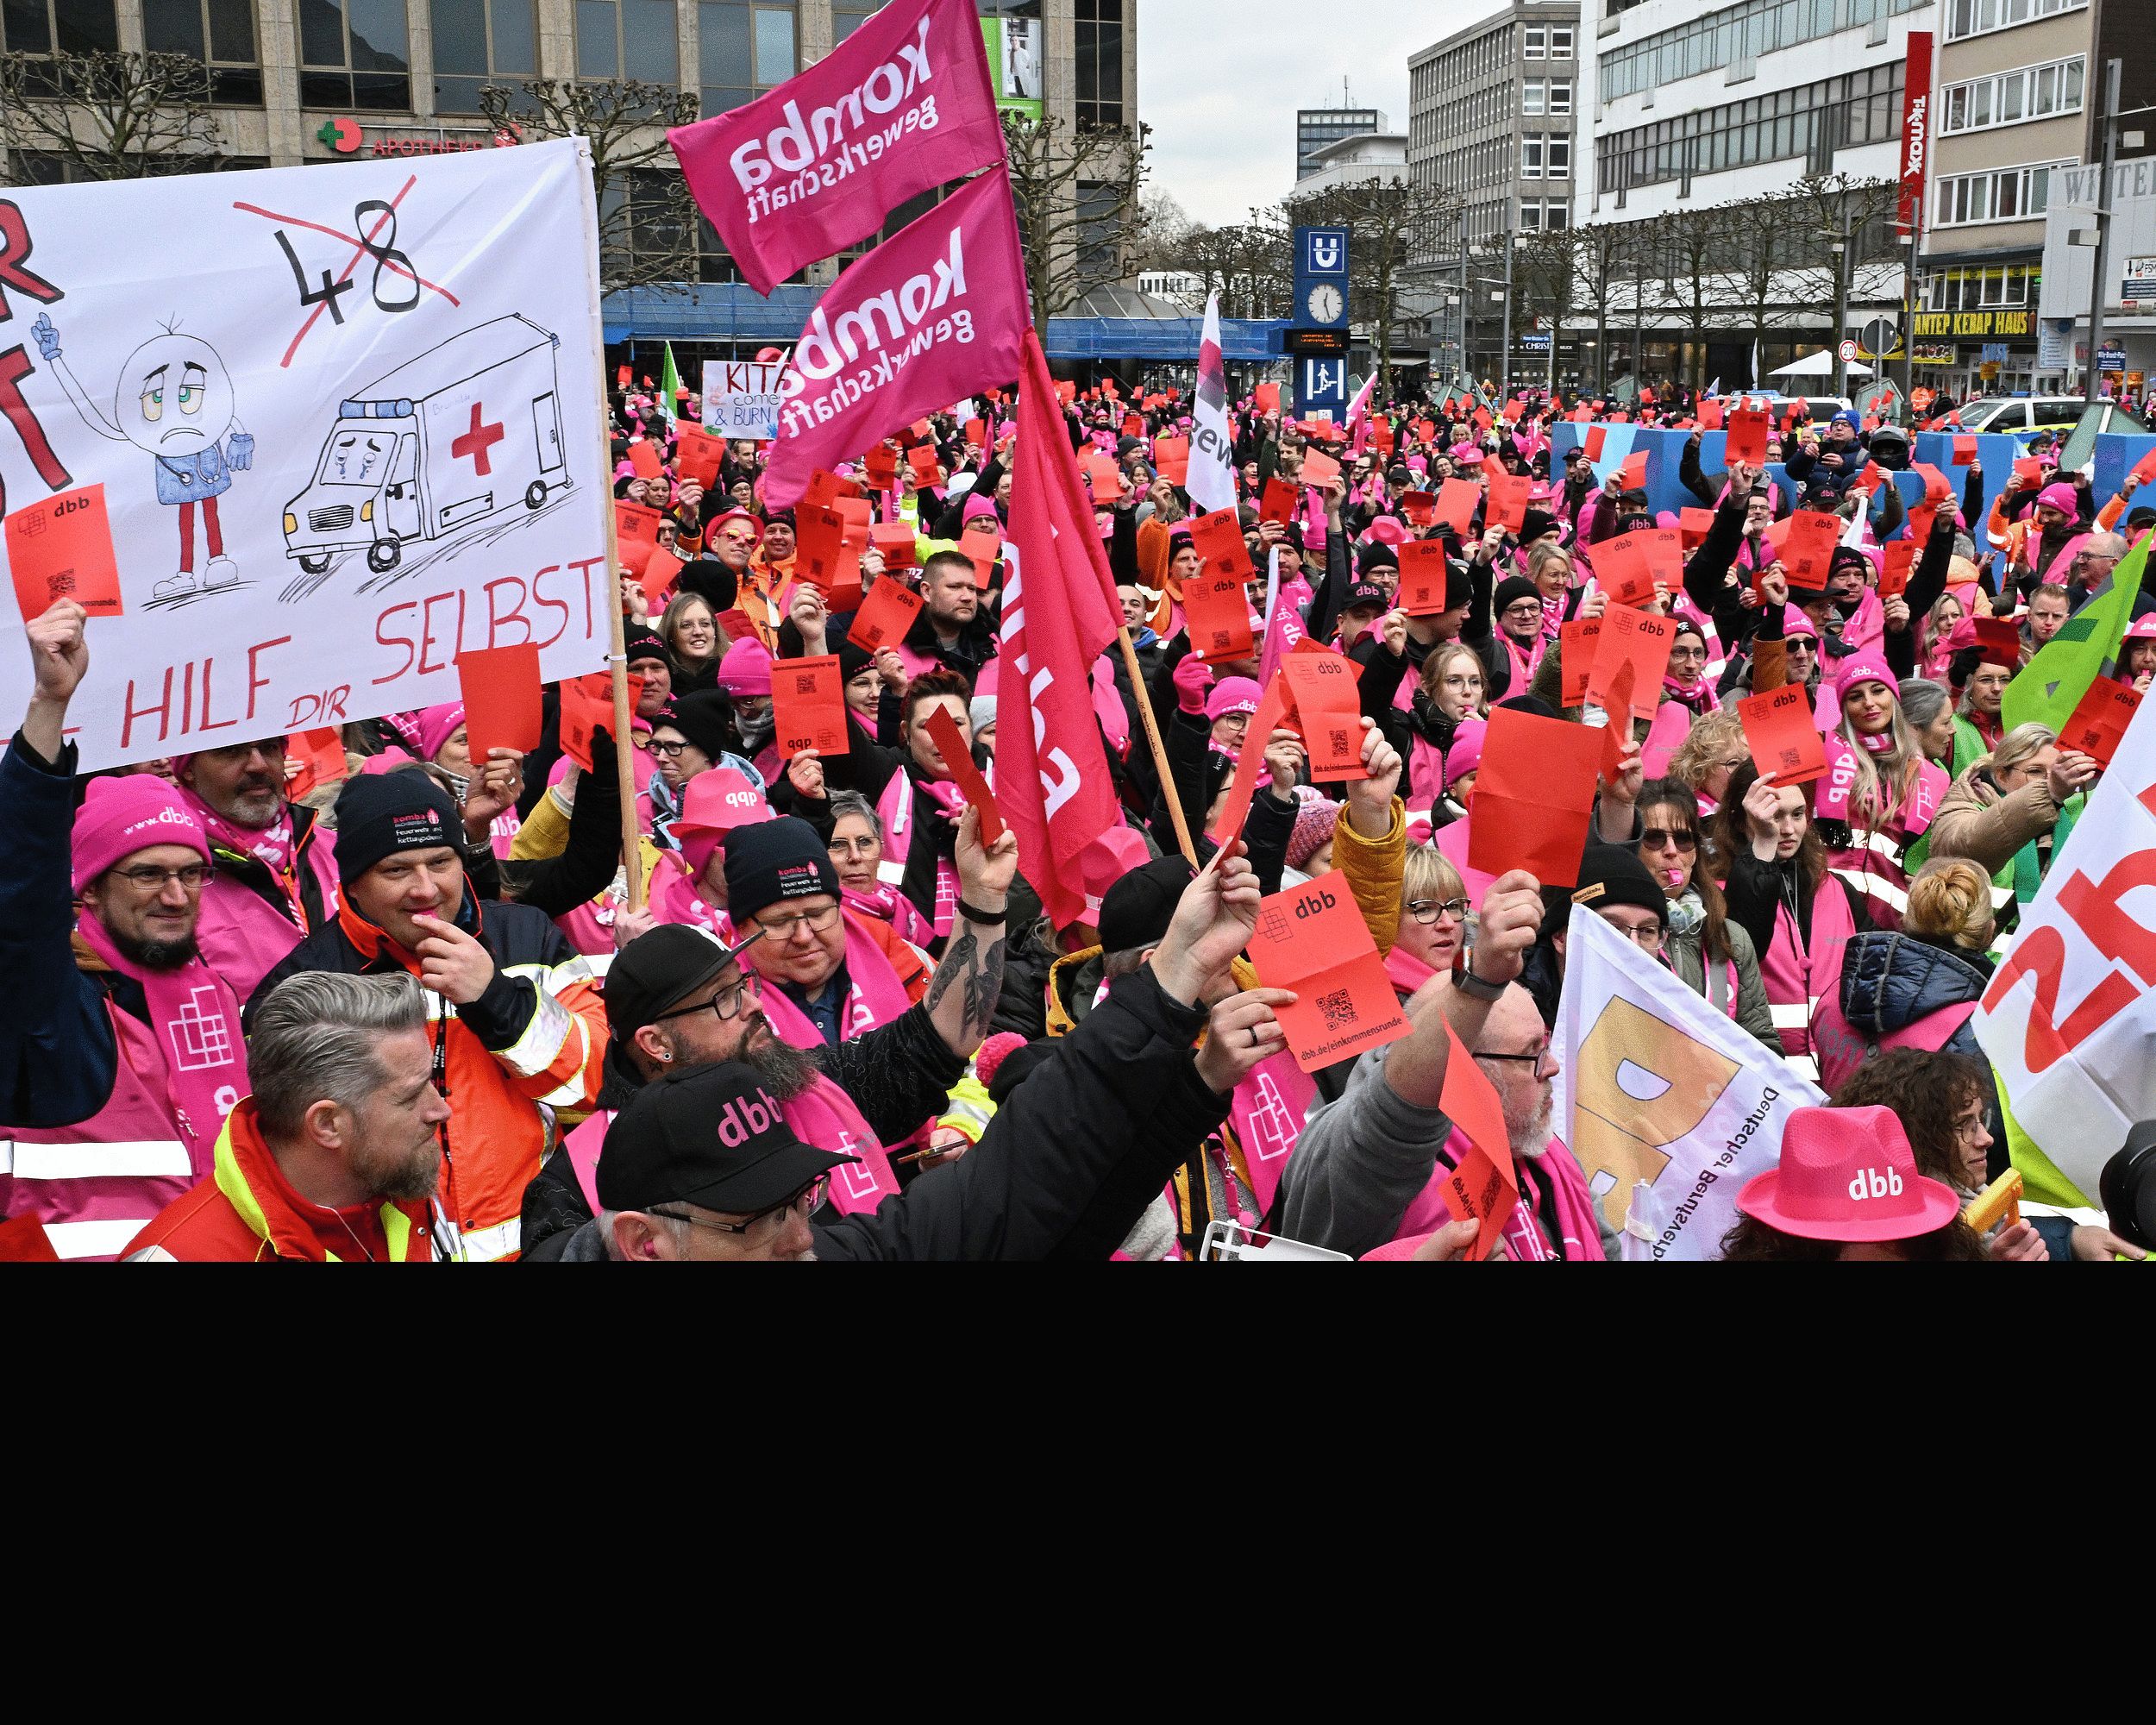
[1815,733,1944,833]
[75,912,248,1155]
[877,770,965,938]
[778,1075,903,1215]
[1841,589,1885,653]
[649,850,722,933]
[1384,941,1438,998]
[843,882,937,949]
[1396,1131,1607,1259]
[754,909,916,1050]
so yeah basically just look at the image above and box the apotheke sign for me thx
[315,116,525,157]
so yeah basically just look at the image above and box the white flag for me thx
[1185,291,1237,515]
[1556,906,1826,1260]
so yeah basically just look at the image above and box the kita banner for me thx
[761,167,1028,510]
[669,0,1006,298]
[1556,905,1825,1260]
[0,140,611,770]
[1974,693,2156,1205]
[701,360,785,439]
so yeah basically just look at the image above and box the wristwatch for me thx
[1454,968,1507,1001]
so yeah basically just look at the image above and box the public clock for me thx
[1306,283,1344,325]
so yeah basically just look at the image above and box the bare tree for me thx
[1001,111,1150,339]
[480,78,700,293]
[1271,173,1463,401]
[0,51,225,182]
[1782,172,1901,328]
[1721,192,1802,387]
[1171,219,1290,320]
[1567,219,1633,396]
[1132,185,1193,272]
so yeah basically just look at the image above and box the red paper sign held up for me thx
[2059,676,2140,768]
[457,643,544,763]
[923,706,1002,844]
[1397,539,1452,616]
[1468,707,1602,888]
[8,483,124,622]
[846,574,924,651]
[770,653,850,757]
[1247,877,1412,1072]
[1282,649,1367,782]
[1738,681,1827,787]
[1184,566,1253,664]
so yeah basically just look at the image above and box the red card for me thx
[1738,682,1827,787]
[1594,533,1663,608]
[1247,876,1412,1072]
[1290,634,1362,684]
[1081,452,1127,501]
[1414,418,1437,444]
[1772,511,1840,592]
[1184,565,1253,664]
[2129,449,2156,489]
[2013,458,2043,486]
[1468,707,1602,888]
[1431,477,1480,535]
[1700,400,1726,431]
[1259,477,1300,524]
[1281,649,1365,782]
[1880,539,1918,599]
[1598,660,1637,786]
[1678,506,1714,550]
[1485,471,1530,534]
[1561,618,1601,706]
[1120,413,1143,439]
[1914,463,1952,508]
[7,482,122,620]
[923,706,1001,844]
[1153,432,1189,467]
[626,440,663,480]
[1400,488,1437,527]
[1726,405,1769,467]
[1189,507,1254,585]
[770,653,849,757]
[1617,450,1650,492]
[1473,406,1494,433]
[962,545,997,591]
[673,423,726,492]
[966,417,989,448]
[457,642,543,764]
[617,363,631,388]
[559,671,636,772]
[868,521,918,568]
[1055,380,1076,405]
[1973,616,2021,669]
[1436,1016,1518,1261]
[792,505,852,593]
[637,545,684,607]
[1397,539,1451,615]
[1372,417,1395,455]
[614,499,661,567]
[1585,602,1672,724]
[2059,676,2140,767]
[847,575,924,651]
[906,445,942,484]
[285,727,348,802]
[1583,426,1607,462]
[1254,382,1281,414]
[1208,674,1291,848]
[1952,435,1977,465]
[862,445,899,489]
[1299,448,1340,487]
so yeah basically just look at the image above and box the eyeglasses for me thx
[1718,756,1749,773]
[755,902,841,939]
[1639,828,1697,852]
[1440,674,1483,692]
[654,972,760,1026]
[1669,644,1707,661]
[110,862,210,892]
[648,737,698,757]
[1607,920,1665,950]
[1473,1041,1555,1073]
[1501,603,1543,621]
[652,1174,829,1239]
[1407,896,1470,924]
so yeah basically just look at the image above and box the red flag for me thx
[1000,329,1127,928]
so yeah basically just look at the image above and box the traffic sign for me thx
[1300,355,1347,414]
[1858,317,1899,360]
[1838,340,1859,363]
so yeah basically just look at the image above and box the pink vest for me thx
[1816,743,1946,932]
[1408,731,1448,806]
[2,1004,221,1260]
[1394,1131,1606,1261]
[1758,874,1858,1076]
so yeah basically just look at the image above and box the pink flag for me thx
[667,0,1006,297]
[761,167,1030,510]
[1000,328,1127,929]
[1257,554,1307,688]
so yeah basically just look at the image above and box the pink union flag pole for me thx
[760,166,1030,511]
[668,0,1006,298]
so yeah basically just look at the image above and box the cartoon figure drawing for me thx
[280,313,569,583]
[32,311,256,603]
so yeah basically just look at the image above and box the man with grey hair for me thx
[123,973,450,1261]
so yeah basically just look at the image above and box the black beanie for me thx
[676,557,738,614]
[1098,852,1195,953]
[1519,507,1557,543]
[666,689,740,763]
[1445,561,1474,612]
[1494,575,1540,618]
[837,639,874,681]
[723,815,842,922]
[623,622,671,667]
[1545,844,1667,935]
[332,770,464,883]
[1357,539,1400,574]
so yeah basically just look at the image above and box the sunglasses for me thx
[1640,827,1697,852]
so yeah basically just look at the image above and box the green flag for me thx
[2002,529,2148,732]
[657,342,682,433]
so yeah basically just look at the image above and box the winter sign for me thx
[0,138,611,769]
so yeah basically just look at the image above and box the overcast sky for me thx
[1139,4,1505,226]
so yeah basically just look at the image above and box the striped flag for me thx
[1186,291,1238,515]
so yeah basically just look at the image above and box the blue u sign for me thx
[1303,228,1347,276]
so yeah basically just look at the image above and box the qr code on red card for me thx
[1328,729,1351,758]
[1778,747,1802,769]
[1210,630,1231,649]
[793,673,817,693]
[47,570,75,596]
[1317,988,1355,1032]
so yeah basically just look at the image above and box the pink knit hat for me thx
[1444,718,1486,789]
[1286,791,1341,869]
[718,638,774,698]
[414,701,466,764]
[2036,482,2079,515]
[1833,649,1899,704]
[962,491,1001,524]
[1783,605,1821,641]
[72,774,210,894]
[1205,675,1262,724]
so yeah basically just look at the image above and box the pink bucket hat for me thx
[1736,1105,1959,1243]
[73,774,210,894]
[671,766,772,876]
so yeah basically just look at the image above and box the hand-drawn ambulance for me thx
[282,314,570,574]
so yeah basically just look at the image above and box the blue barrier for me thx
[2093,432,2156,520]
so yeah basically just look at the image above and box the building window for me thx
[2,0,118,56]
[1520,201,1543,233]
[1946,0,2087,41]
[1549,79,1571,114]
[141,0,260,103]
[1522,78,1544,116]
[432,0,535,113]
[1522,136,1542,178]
[1595,63,1906,193]
[1547,137,1569,179]
[1545,201,1569,232]
[1601,0,1927,103]
[698,2,793,114]
[1933,160,2070,226]
[575,0,679,84]
[298,0,407,110]
[1523,24,1545,58]
[1550,27,1572,58]
[1075,0,1122,129]
[1941,56,2084,134]
[832,0,880,41]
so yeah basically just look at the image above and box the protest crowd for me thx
[4,0,2153,1264]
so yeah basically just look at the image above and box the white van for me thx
[282,314,570,575]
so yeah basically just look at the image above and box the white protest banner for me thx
[1973,691,2156,1205]
[0,138,610,770]
[1556,905,1826,1260]
[701,360,786,440]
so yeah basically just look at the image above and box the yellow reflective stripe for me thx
[533,1011,595,1107]
[211,1116,273,1246]
[382,1204,415,1261]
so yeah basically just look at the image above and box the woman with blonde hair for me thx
[1385,844,1472,998]
[1405,639,1487,805]
[1665,708,1748,824]
[1925,719,2097,928]
[1917,593,1963,682]
[1817,855,2001,1101]
[1812,650,1949,932]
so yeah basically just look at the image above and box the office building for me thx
[1407,0,1580,380]
[1297,103,1385,181]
